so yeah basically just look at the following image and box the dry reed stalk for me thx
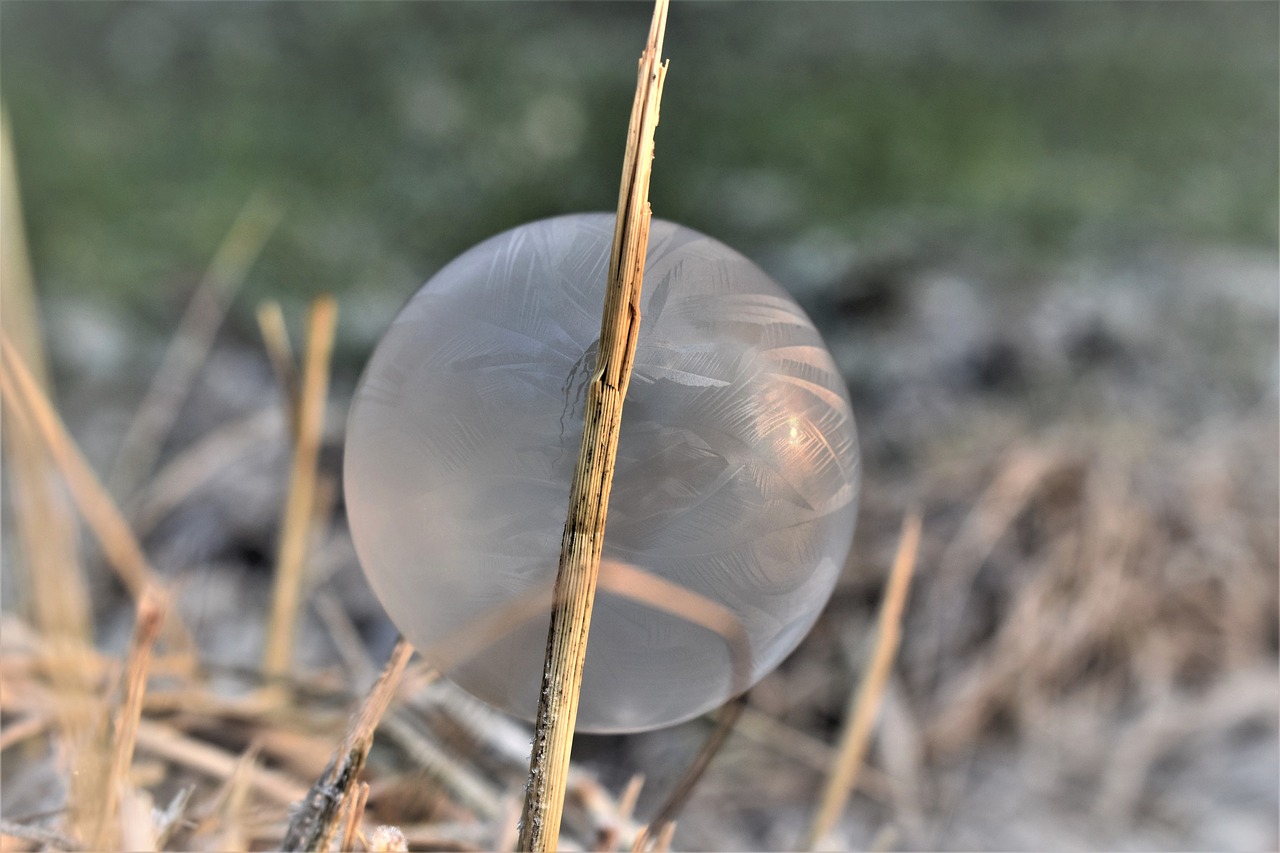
[109,193,282,497]
[314,590,380,686]
[126,406,283,535]
[0,305,106,835]
[519,9,668,843]
[0,402,90,655]
[350,558,747,704]
[257,299,302,435]
[633,694,748,852]
[134,718,310,806]
[340,781,371,852]
[0,110,50,390]
[0,714,51,752]
[593,774,644,853]
[0,335,195,657]
[380,715,503,820]
[0,113,101,820]
[192,743,261,850]
[918,448,1058,685]
[94,587,167,850]
[519,23,675,819]
[262,296,338,682]
[151,787,191,849]
[650,821,675,853]
[595,775,644,853]
[0,820,82,852]
[802,512,922,851]
[281,637,414,851]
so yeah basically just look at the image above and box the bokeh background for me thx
[1,2,1277,851]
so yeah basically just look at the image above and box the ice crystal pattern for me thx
[345,214,859,732]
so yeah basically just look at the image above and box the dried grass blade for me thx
[94,588,166,849]
[633,694,747,852]
[0,714,51,752]
[262,296,337,681]
[280,637,413,851]
[134,719,309,807]
[109,193,282,497]
[0,109,50,389]
[0,335,194,656]
[126,406,283,536]
[519,2,669,847]
[257,299,301,437]
[0,114,101,823]
[802,511,922,851]
[339,781,370,853]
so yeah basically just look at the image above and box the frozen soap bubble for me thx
[345,213,859,732]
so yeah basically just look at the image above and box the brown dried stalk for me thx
[257,299,302,435]
[280,637,414,851]
[95,587,166,850]
[0,334,194,656]
[339,781,370,852]
[802,511,922,850]
[0,108,101,838]
[518,1,669,848]
[632,693,747,852]
[262,296,338,682]
[109,192,281,497]
[135,719,308,807]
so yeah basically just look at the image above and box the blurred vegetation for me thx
[2,2,1276,334]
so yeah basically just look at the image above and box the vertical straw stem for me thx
[94,587,166,850]
[518,2,669,849]
[802,512,922,850]
[262,296,338,681]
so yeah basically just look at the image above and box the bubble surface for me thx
[345,214,859,732]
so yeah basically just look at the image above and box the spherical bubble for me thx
[345,213,859,732]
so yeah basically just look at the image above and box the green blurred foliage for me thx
[2,1,1276,330]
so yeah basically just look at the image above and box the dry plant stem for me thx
[0,109,101,835]
[281,637,414,851]
[127,406,283,535]
[257,299,302,435]
[340,781,371,852]
[0,109,50,389]
[0,820,83,851]
[95,588,166,850]
[633,693,748,852]
[518,2,668,849]
[109,192,281,497]
[212,746,261,852]
[135,719,308,806]
[0,113,90,632]
[802,512,922,851]
[0,335,195,656]
[262,296,338,681]
[0,713,51,751]
[651,822,676,853]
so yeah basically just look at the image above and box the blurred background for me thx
[1,2,1276,851]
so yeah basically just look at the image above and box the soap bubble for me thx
[345,213,859,732]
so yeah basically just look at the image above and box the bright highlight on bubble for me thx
[345,213,859,732]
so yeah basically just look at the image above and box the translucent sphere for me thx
[345,214,859,732]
